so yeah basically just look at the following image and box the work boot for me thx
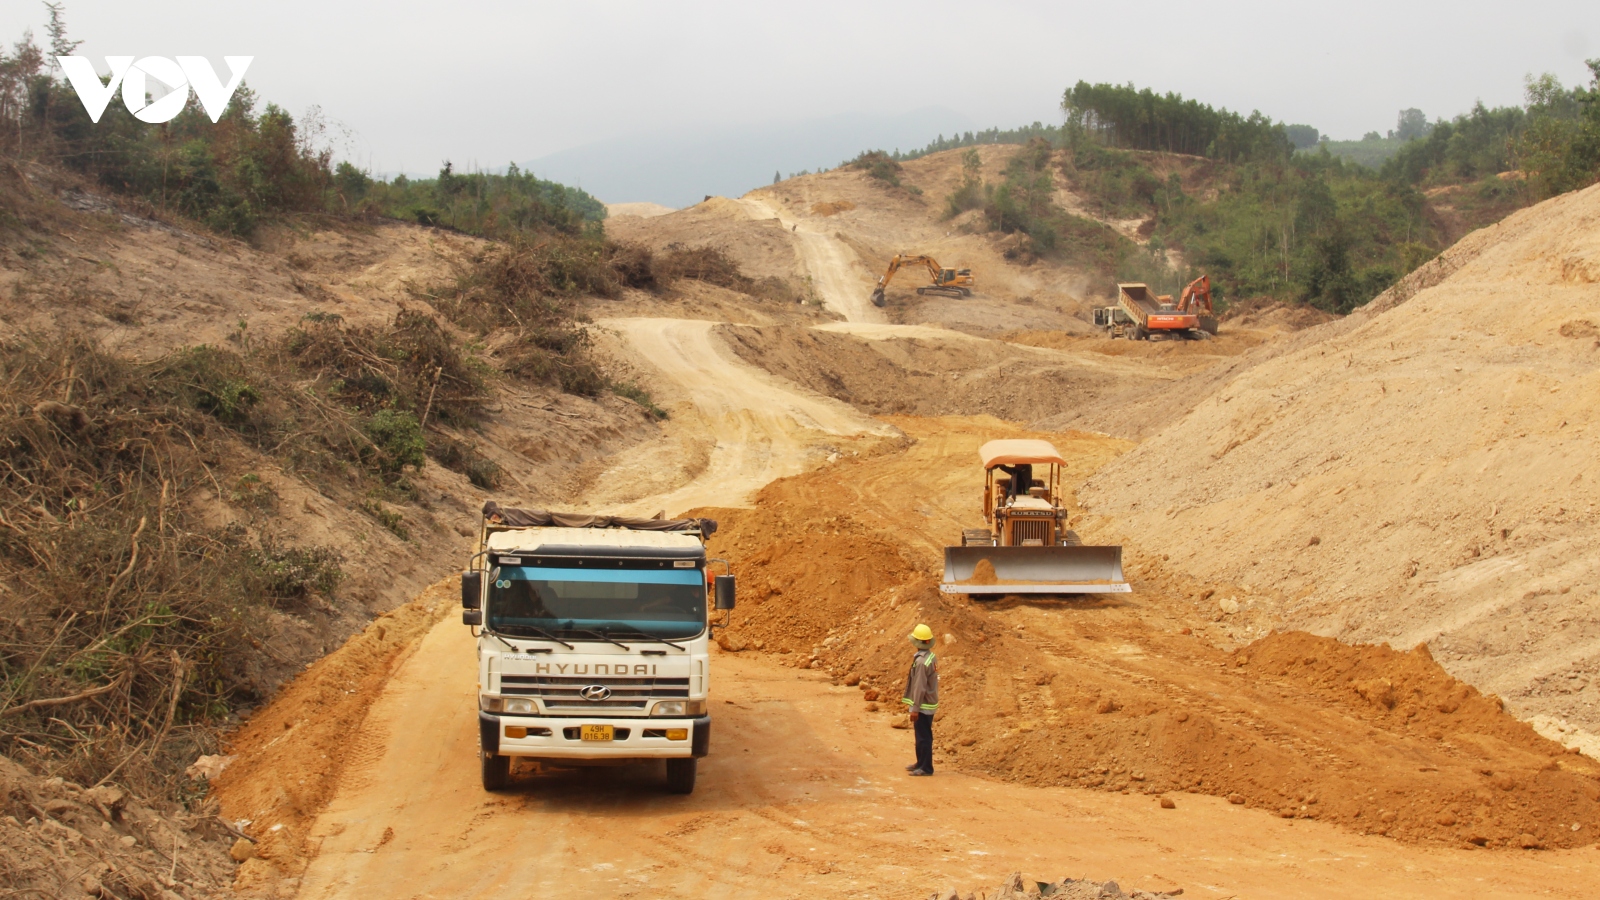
[908,768,932,776]
[905,763,920,772]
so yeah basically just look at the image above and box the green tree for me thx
[1394,108,1431,142]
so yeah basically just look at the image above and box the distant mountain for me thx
[522,107,978,208]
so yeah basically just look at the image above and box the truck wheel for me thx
[482,752,510,791]
[665,757,697,794]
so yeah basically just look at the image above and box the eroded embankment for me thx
[700,416,1600,850]
[209,580,454,892]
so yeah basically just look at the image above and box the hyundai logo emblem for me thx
[579,684,612,702]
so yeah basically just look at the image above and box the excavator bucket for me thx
[939,545,1130,595]
[870,288,886,308]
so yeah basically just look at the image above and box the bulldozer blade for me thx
[940,545,1129,595]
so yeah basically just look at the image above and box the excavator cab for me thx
[942,440,1129,596]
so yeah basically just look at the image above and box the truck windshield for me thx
[487,566,706,640]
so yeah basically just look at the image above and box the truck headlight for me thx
[504,698,535,715]
[480,696,502,712]
[652,701,686,717]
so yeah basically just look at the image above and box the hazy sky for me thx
[5,0,1594,184]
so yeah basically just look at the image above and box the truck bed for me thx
[1117,282,1198,333]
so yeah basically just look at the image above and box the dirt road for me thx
[584,317,897,515]
[741,196,885,324]
[230,409,1600,900]
[282,631,1598,900]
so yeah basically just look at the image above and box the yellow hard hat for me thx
[910,624,934,642]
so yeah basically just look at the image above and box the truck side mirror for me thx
[714,575,737,611]
[463,609,482,627]
[461,571,482,610]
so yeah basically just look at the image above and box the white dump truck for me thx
[461,502,735,794]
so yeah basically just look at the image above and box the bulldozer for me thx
[941,439,1129,596]
[869,254,973,308]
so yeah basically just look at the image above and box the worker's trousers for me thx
[913,712,934,773]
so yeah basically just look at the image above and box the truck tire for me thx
[665,757,697,794]
[482,752,510,791]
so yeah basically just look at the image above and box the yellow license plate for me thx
[580,725,614,742]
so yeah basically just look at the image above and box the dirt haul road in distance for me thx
[583,317,898,514]
[739,196,885,325]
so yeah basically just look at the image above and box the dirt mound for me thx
[604,202,675,219]
[718,323,1156,419]
[1220,298,1340,331]
[1078,180,1600,740]
[602,196,803,287]
[701,416,1600,849]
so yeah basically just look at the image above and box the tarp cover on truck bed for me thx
[482,501,717,536]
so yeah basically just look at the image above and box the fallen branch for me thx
[1,674,125,719]
[101,515,148,613]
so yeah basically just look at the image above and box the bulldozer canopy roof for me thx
[979,439,1066,469]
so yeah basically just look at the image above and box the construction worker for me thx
[902,624,939,776]
[998,463,1033,499]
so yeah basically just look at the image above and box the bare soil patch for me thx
[1079,181,1600,744]
[699,416,1600,850]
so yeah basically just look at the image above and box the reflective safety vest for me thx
[901,649,939,713]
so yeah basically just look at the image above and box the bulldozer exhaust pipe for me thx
[940,545,1130,595]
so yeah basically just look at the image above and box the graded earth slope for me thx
[1079,181,1600,745]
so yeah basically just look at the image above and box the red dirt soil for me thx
[699,416,1600,850]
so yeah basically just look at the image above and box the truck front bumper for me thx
[479,712,710,760]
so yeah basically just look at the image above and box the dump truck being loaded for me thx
[1106,281,1214,340]
[941,440,1129,596]
[461,502,736,794]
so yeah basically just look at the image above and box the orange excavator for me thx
[1179,274,1220,335]
[869,254,973,307]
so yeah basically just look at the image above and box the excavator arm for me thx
[870,254,972,307]
[1179,274,1213,315]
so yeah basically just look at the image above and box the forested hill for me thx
[848,69,1600,313]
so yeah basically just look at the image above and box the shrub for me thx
[363,409,425,473]
[245,538,344,604]
[849,150,905,187]
[612,381,669,420]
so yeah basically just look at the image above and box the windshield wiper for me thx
[605,629,687,651]
[566,628,632,650]
[491,624,575,649]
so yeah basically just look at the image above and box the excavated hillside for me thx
[1079,180,1600,750]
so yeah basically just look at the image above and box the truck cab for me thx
[1093,306,1136,338]
[462,511,734,794]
